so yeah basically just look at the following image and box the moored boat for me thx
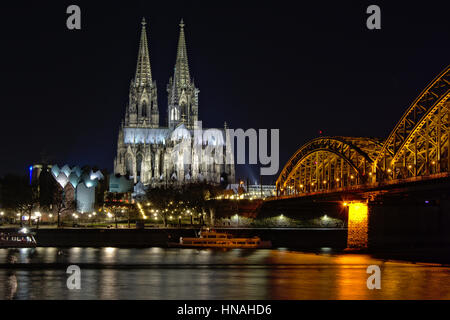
[0,228,37,248]
[169,228,272,248]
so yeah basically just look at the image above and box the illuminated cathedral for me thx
[114,19,235,187]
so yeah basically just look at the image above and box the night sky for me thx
[0,1,449,184]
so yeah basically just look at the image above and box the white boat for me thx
[0,228,37,248]
[171,228,272,248]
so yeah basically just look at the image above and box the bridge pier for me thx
[346,202,369,250]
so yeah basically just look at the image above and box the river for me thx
[0,247,449,299]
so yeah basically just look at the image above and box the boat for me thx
[0,228,37,248]
[169,228,272,248]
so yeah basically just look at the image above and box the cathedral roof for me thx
[123,126,226,146]
[171,123,191,141]
[124,127,173,144]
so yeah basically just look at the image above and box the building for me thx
[247,184,276,198]
[108,174,134,193]
[114,19,235,187]
[226,183,276,199]
[50,164,106,213]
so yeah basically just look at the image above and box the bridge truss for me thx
[373,67,450,180]
[277,137,383,195]
[277,66,450,196]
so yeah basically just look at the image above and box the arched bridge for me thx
[277,65,450,196]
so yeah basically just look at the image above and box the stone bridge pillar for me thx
[346,202,369,249]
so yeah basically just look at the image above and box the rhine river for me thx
[0,247,449,300]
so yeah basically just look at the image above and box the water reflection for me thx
[3,272,17,299]
[0,247,449,299]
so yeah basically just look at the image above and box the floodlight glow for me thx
[347,202,369,249]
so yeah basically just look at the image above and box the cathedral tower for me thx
[167,19,199,129]
[125,18,159,127]
[115,19,235,187]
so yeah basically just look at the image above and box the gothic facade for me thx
[114,19,235,187]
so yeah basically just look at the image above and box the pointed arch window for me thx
[125,153,133,177]
[136,154,143,177]
[170,108,180,121]
[142,100,147,117]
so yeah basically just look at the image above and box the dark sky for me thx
[0,1,449,184]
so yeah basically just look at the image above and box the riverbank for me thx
[1,227,347,249]
[3,227,449,264]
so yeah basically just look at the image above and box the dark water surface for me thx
[0,247,449,300]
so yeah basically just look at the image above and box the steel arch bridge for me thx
[277,65,450,196]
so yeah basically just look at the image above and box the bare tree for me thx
[145,186,180,227]
[52,187,76,228]
[0,175,39,226]
[145,183,224,227]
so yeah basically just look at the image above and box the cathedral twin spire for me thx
[116,19,235,185]
[174,19,190,88]
[126,18,198,129]
[135,18,152,87]
[125,17,158,127]
[168,19,199,129]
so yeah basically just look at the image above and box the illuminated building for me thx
[51,164,106,213]
[114,19,235,187]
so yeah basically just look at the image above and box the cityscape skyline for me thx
[0,1,449,185]
[0,0,450,304]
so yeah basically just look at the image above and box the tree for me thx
[103,192,136,228]
[145,186,180,226]
[52,186,76,227]
[0,174,39,226]
[180,183,223,225]
[145,183,224,227]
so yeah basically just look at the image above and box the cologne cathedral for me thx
[114,19,235,187]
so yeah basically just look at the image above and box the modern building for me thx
[114,19,235,187]
[50,165,106,213]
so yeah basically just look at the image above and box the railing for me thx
[268,172,450,201]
